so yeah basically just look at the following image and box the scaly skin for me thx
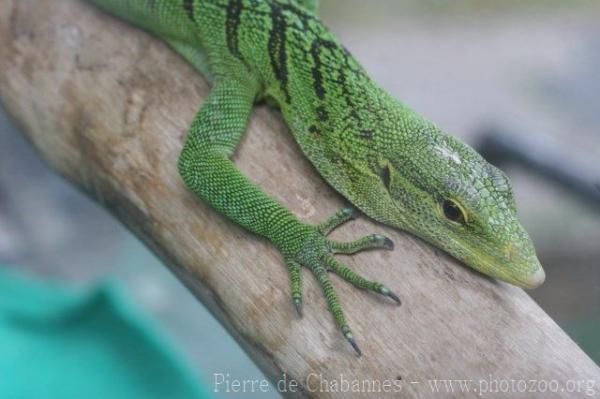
[85,0,545,355]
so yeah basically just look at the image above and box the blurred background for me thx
[1,0,599,397]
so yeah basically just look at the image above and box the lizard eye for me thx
[442,199,466,224]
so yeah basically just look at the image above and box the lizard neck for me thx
[280,70,409,157]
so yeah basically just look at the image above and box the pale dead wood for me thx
[0,1,598,397]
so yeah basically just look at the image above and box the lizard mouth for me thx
[436,234,546,289]
[466,249,545,289]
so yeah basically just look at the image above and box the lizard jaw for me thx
[517,266,545,289]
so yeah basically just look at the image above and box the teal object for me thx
[567,318,600,366]
[0,267,213,399]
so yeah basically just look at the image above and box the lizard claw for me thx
[377,235,395,250]
[343,328,362,357]
[293,298,303,317]
[380,285,401,305]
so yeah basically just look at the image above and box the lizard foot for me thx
[282,208,399,356]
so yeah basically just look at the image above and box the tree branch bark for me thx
[0,1,598,397]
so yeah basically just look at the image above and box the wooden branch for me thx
[1,1,598,397]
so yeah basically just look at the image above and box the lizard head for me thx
[371,120,545,289]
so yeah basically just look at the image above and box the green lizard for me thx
[85,0,545,355]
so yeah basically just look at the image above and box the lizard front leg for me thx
[178,79,399,356]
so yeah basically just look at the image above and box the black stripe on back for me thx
[225,0,244,60]
[183,0,196,22]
